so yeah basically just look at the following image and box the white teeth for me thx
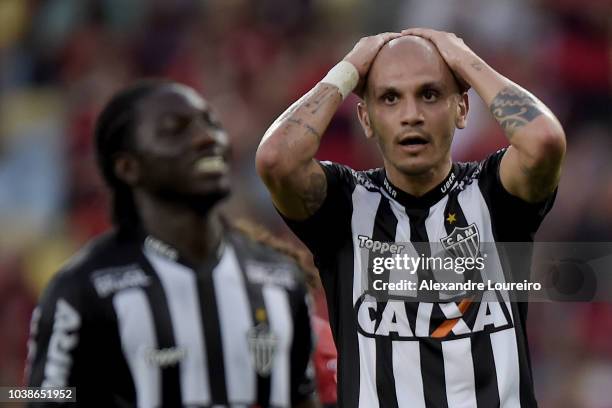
[195,156,227,173]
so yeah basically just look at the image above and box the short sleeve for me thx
[477,148,557,241]
[280,161,355,260]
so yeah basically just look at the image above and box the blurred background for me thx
[0,0,611,406]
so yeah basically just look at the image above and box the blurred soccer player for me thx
[26,80,316,407]
[257,29,565,407]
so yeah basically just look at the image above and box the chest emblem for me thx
[441,223,480,259]
[247,323,277,376]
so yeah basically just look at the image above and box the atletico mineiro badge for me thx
[247,308,277,376]
[441,223,480,259]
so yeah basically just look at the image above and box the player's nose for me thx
[190,121,229,152]
[400,98,425,127]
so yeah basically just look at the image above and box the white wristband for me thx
[320,61,359,100]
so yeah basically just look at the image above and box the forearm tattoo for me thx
[300,171,327,215]
[271,85,336,142]
[490,87,543,137]
[304,85,337,114]
[286,118,320,139]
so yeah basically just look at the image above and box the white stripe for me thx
[212,244,256,404]
[442,338,478,407]
[113,289,160,408]
[351,185,382,303]
[491,329,521,407]
[145,250,211,406]
[388,201,418,299]
[389,200,426,408]
[393,340,426,408]
[263,285,293,407]
[351,185,382,408]
[458,183,508,289]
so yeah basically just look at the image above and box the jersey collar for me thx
[380,163,459,209]
[141,231,226,270]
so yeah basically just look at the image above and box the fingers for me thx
[379,32,403,43]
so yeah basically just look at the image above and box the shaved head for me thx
[365,35,463,100]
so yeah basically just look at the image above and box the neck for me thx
[135,192,223,264]
[385,159,453,197]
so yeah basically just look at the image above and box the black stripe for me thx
[419,340,449,408]
[138,256,183,407]
[197,266,229,404]
[405,206,449,408]
[471,332,501,408]
[442,190,469,235]
[338,244,360,408]
[227,232,272,407]
[369,197,400,408]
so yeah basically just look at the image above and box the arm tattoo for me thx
[307,86,336,114]
[490,86,543,137]
[470,61,484,71]
[286,118,321,139]
[300,171,327,215]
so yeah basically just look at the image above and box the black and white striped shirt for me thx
[282,148,555,408]
[26,226,314,407]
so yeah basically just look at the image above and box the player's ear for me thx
[113,152,141,187]
[455,92,469,129]
[357,102,375,139]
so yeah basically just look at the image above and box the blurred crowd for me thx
[0,0,611,406]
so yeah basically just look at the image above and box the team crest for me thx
[247,323,277,376]
[441,223,480,259]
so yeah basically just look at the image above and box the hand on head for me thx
[343,28,473,99]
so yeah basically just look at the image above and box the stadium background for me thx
[0,0,611,406]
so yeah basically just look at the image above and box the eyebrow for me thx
[372,81,448,97]
[417,81,447,92]
[373,85,401,97]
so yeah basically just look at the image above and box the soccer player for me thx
[26,80,316,407]
[256,29,565,407]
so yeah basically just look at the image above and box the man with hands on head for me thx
[257,28,565,408]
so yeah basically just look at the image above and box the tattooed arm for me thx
[256,33,400,220]
[256,83,340,220]
[404,28,566,203]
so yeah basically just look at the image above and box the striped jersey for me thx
[26,226,314,407]
[282,148,555,408]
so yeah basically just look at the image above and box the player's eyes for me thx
[160,114,192,134]
[381,92,399,105]
[422,88,440,103]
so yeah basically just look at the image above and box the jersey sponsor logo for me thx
[144,235,179,261]
[382,177,397,198]
[145,346,186,367]
[245,261,297,289]
[441,223,480,259]
[440,171,457,193]
[42,299,81,387]
[91,265,150,297]
[247,323,277,376]
[354,293,513,340]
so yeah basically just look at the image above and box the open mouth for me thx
[398,136,429,146]
[194,156,228,173]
